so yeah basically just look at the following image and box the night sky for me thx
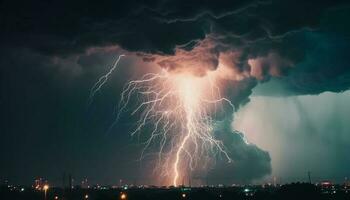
[1,0,350,186]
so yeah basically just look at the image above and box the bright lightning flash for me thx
[91,55,234,186]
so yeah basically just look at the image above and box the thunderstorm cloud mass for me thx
[1,0,350,186]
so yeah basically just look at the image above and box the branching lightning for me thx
[88,54,125,105]
[91,55,234,186]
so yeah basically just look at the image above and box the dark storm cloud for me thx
[207,118,271,184]
[253,30,350,96]
[1,0,349,95]
[1,0,208,55]
[1,0,350,185]
[0,0,346,53]
[0,46,157,185]
[276,31,350,95]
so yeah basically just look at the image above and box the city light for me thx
[43,184,49,200]
[43,184,49,191]
[120,192,127,200]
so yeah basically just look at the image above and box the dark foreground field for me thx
[1,183,349,200]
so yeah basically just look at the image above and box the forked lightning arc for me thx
[90,55,234,186]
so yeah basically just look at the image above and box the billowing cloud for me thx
[2,0,349,97]
[208,118,271,184]
[1,0,350,185]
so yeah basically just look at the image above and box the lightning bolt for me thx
[88,54,125,105]
[91,56,234,186]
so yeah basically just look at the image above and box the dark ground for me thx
[1,183,350,200]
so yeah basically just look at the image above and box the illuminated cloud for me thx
[1,0,349,185]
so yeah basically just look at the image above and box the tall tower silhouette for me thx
[308,171,312,184]
[69,174,72,190]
